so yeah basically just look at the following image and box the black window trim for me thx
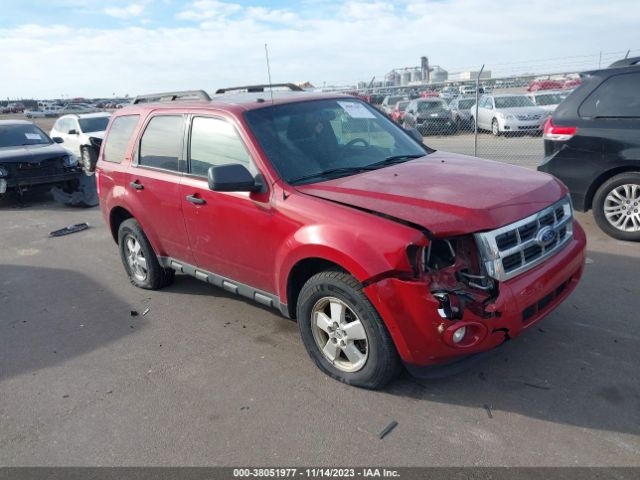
[184,114,259,180]
[133,113,187,175]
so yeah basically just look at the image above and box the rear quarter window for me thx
[579,72,640,118]
[103,115,140,164]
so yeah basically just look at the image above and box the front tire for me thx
[80,146,98,175]
[297,270,400,389]
[592,172,640,241]
[118,218,175,289]
[491,118,501,136]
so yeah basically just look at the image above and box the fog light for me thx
[452,326,467,344]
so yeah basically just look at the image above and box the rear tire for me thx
[118,218,175,289]
[297,270,401,389]
[592,172,640,241]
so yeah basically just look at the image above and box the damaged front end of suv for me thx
[363,196,585,377]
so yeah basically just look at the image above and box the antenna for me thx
[264,43,275,105]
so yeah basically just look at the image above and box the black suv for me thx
[538,57,640,241]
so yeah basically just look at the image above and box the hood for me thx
[296,152,566,236]
[0,143,69,164]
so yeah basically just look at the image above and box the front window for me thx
[396,101,409,112]
[0,124,51,147]
[494,96,535,108]
[78,116,110,133]
[244,98,429,185]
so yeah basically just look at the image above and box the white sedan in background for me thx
[470,94,548,136]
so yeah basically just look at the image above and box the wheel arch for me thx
[109,206,134,243]
[285,257,348,319]
[585,166,640,211]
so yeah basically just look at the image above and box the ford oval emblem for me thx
[536,226,557,247]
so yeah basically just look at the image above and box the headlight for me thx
[0,166,7,177]
[63,154,78,167]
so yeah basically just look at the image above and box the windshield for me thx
[396,101,409,111]
[457,99,475,109]
[417,100,449,112]
[535,94,563,106]
[79,116,110,133]
[494,96,535,108]
[0,124,51,147]
[244,98,428,185]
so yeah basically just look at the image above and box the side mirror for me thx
[406,127,423,143]
[52,137,64,144]
[68,129,78,135]
[208,164,263,193]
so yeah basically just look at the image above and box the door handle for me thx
[130,181,144,190]
[186,194,206,205]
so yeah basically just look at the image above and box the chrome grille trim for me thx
[474,196,573,281]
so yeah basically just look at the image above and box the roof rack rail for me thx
[132,90,211,104]
[215,83,303,94]
[608,56,640,68]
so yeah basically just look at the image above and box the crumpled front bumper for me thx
[363,221,586,376]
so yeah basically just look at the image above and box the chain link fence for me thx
[351,50,639,170]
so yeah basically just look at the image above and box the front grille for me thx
[516,114,543,121]
[5,157,67,179]
[522,277,572,323]
[474,196,573,281]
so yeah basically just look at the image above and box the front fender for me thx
[274,222,423,302]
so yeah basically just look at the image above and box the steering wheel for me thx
[343,138,370,149]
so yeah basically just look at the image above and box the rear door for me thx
[126,114,195,263]
[179,115,275,292]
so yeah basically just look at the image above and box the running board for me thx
[157,256,290,318]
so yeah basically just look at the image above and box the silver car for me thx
[471,94,548,136]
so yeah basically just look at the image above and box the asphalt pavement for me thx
[0,137,639,467]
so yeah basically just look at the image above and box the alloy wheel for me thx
[604,183,640,232]
[310,297,368,373]
[124,234,148,281]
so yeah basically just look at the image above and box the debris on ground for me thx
[483,404,493,419]
[130,310,139,317]
[142,307,150,316]
[240,406,250,411]
[378,420,399,439]
[50,174,99,207]
[524,382,551,390]
[49,222,89,237]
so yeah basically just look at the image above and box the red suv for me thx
[97,86,586,389]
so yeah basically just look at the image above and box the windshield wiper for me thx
[364,154,424,169]
[289,166,376,185]
[289,154,425,185]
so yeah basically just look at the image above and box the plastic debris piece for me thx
[49,222,89,237]
[378,420,398,439]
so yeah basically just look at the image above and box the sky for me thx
[0,0,639,99]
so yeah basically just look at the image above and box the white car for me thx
[526,90,566,114]
[50,113,111,173]
[470,94,548,136]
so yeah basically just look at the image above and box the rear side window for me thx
[138,115,184,171]
[579,72,640,118]
[189,117,256,177]
[103,115,139,164]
